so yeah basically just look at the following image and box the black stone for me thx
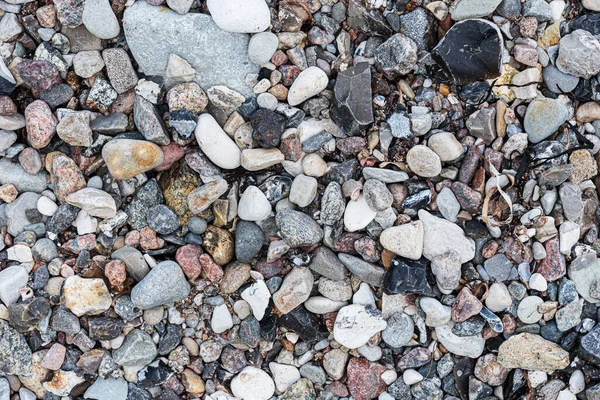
[147,204,180,235]
[278,305,328,342]
[332,62,374,134]
[259,175,292,204]
[90,112,129,135]
[40,83,73,109]
[124,178,165,230]
[88,317,124,340]
[302,132,333,153]
[240,315,261,348]
[127,385,153,400]
[260,314,278,342]
[570,13,600,36]
[158,324,182,355]
[432,19,503,85]
[47,204,79,235]
[384,257,434,296]
[347,0,393,37]
[32,265,50,289]
[8,297,51,333]
[459,81,492,105]
[250,109,286,148]
[401,190,431,209]
[138,361,173,388]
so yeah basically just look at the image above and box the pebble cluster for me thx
[2,0,600,399]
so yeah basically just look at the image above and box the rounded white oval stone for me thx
[207,0,271,33]
[195,114,241,169]
[288,66,329,106]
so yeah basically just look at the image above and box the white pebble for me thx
[37,196,58,216]
[569,370,585,394]
[403,369,423,385]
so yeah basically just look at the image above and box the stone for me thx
[211,303,233,333]
[333,304,387,349]
[289,174,318,208]
[466,107,496,143]
[241,148,285,171]
[241,280,271,321]
[195,114,241,169]
[420,297,452,327]
[82,0,120,39]
[517,295,544,323]
[270,362,301,392]
[66,188,116,218]
[524,98,569,143]
[248,32,278,65]
[134,95,170,145]
[147,204,179,234]
[556,30,600,79]
[419,210,475,263]
[56,111,93,147]
[84,378,128,400]
[432,19,503,84]
[231,367,275,400]
[332,62,373,134]
[63,276,111,316]
[406,145,442,177]
[276,209,323,247]
[113,329,157,369]
[380,221,424,260]
[273,267,313,314]
[344,195,377,232]
[131,261,191,309]
[25,100,57,149]
[451,0,503,20]
[235,221,264,263]
[187,179,229,214]
[102,139,164,180]
[73,50,105,78]
[206,0,270,33]
[375,33,418,79]
[362,179,393,212]
[103,48,138,94]
[498,333,570,371]
[287,67,328,106]
[0,320,32,376]
[346,357,387,400]
[428,132,463,162]
[435,322,486,358]
[124,1,259,96]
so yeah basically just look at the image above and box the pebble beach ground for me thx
[1,0,600,399]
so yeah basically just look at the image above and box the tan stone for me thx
[102,139,164,180]
[63,276,112,317]
[569,149,597,184]
[498,333,569,372]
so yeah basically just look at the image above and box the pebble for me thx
[406,145,442,177]
[24,100,57,149]
[63,276,112,316]
[287,67,329,106]
[231,366,275,400]
[344,195,377,232]
[524,98,569,143]
[248,32,279,66]
[131,261,191,309]
[289,174,318,208]
[238,185,271,221]
[276,209,323,247]
[428,131,463,161]
[195,114,241,169]
[273,267,313,314]
[380,221,424,260]
[207,0,270,33]
[419,210,475,263]
[102,139,164,180]
[211,303,233,333]
[498,333,569,371]
[333,304,387,349]
[556,30,600,79]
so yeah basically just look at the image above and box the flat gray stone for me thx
[123,1,259,96]
[131,261,190,310]
[84,378,128,400]
[0,158,47,193]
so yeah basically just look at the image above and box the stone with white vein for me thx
[333,304,387,349]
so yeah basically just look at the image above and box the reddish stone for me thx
[18,147,43,174]
[279,65,301,86]
[536,238,566,281]
[139,226,164,250]
[336,137,367,155]
[0,95,17,115]
[481,240,498,259]
[51,153,87,202]
[253,258,283,279]
[18,59,62,92]
[63,234,97,254]
[279,133,302,162]
[25,100,58,149]
[502,314,516,334]
[329,381,349,397]
[451,181,483,214]
[199,253,224,282]
[110,90,135,114]
[451,287,483,322]
[105,260,127,286]
[156,142,186,171]
[176,244,203,280]
[125,230,140,247]
[397,347,432,370]
[333,232,362,253]
[503,235,533,264]
[346,357,387,400]
[271,50,288,67]
[40,343,66,370]
[354,236,380,263]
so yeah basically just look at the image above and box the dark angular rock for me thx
[432,19,503,84]
[240,315,261,348]
[250,109,286,148]
[147,204,180,235]
[124,179,165,230]
[384,257,434,296]
[47,203,79,235]
[347,0,392,37]
[278,305,328,342]
[88,317,125,340]
[169,109,197,140]
[8,297,51,333]
[332,63,373,134]
[158,325,182,355]
[90,113,129,135]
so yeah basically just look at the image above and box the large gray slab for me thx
[123,1,258,96]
